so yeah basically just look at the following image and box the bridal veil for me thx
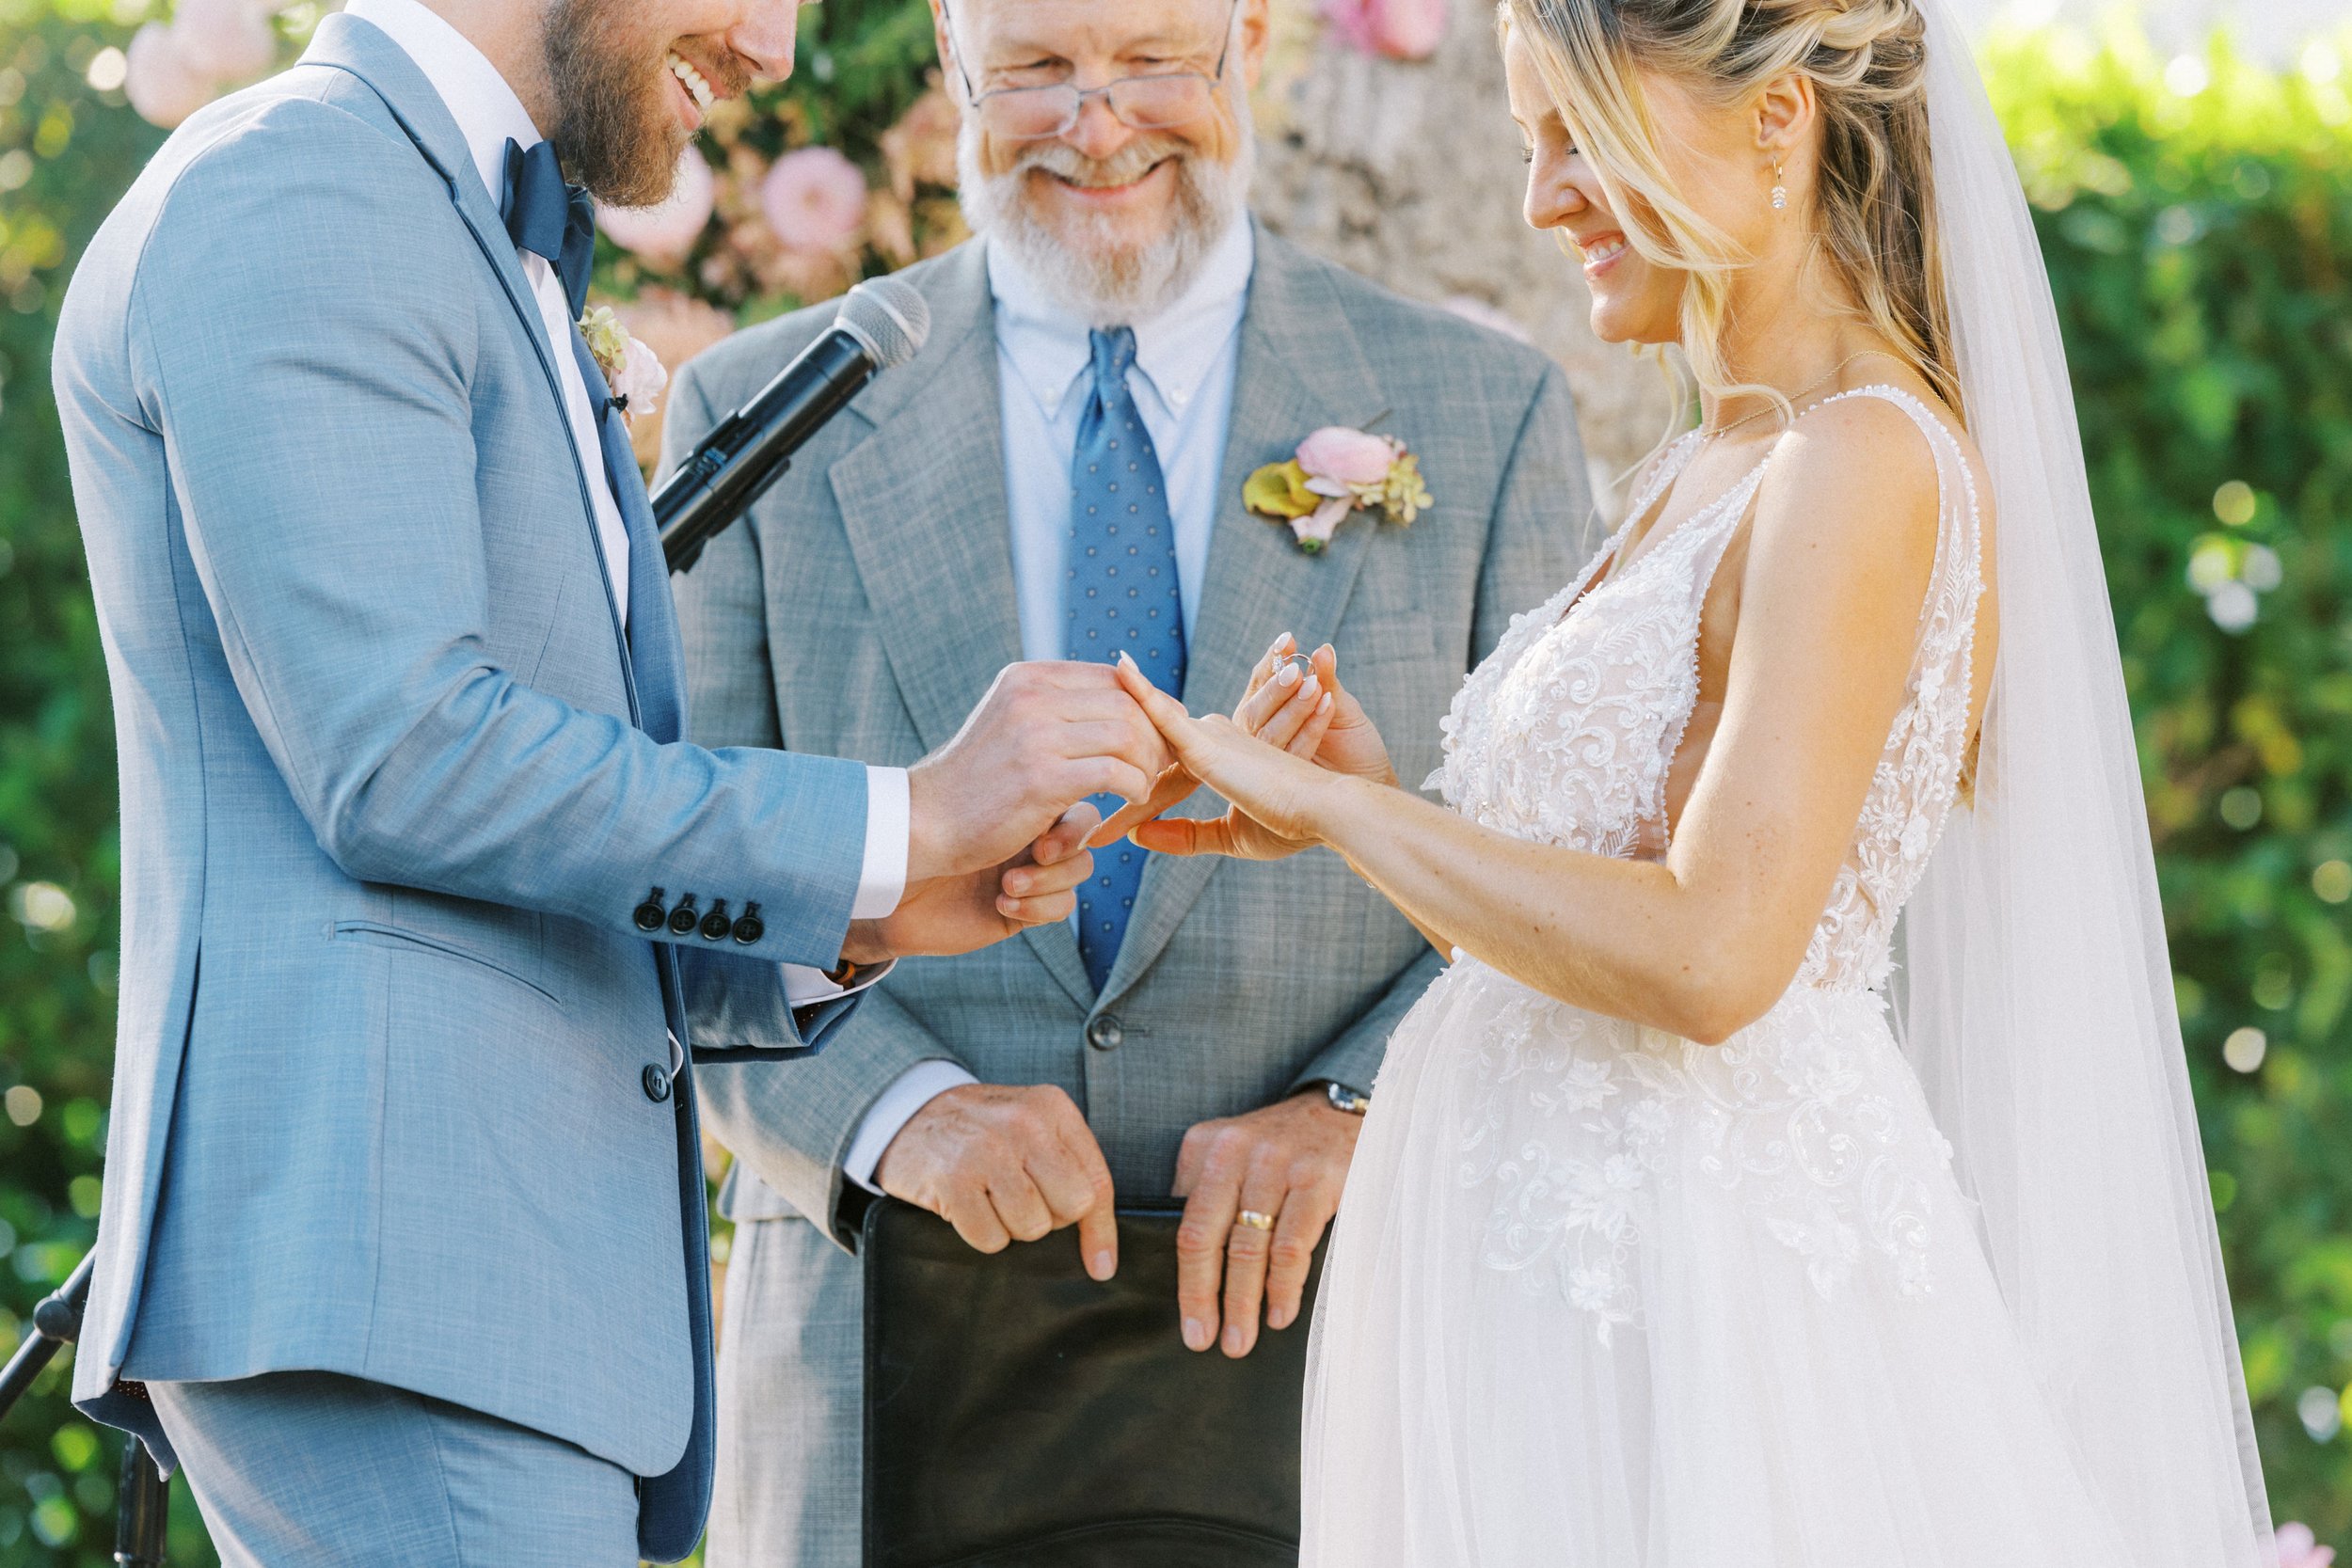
[1899,0,2272,1559]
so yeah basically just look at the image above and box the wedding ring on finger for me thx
[1235,1208,1278,1232]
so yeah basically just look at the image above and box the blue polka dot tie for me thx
[1066,326,1184,993]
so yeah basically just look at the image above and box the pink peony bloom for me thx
[1321,0,1450,62]
[760,147,868,255]
[1297,425,1397,488]
[2279,1523,2337,1568]
[171,0,278,85]
[124,23,216,129]
[599,147,716,263]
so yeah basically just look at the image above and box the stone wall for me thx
[1248,0,1677,519]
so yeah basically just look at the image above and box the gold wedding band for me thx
[1235,1209,1277,1232]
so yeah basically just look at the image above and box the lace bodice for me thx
[1433,386,1983,994]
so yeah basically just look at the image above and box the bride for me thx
[1097,0,2274,1560]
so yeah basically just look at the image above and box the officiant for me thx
[667,0,1596,1559]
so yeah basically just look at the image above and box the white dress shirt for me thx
[346,0,906,1009]
[840,219,1259,1194]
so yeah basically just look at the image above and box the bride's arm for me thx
[1125,401,1978,1044]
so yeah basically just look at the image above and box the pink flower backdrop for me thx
[124,0,1448,469]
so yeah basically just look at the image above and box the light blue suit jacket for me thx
[52,15,868,1558]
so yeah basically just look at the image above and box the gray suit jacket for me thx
[670,230,1596,1235]
[54,16,873,1559]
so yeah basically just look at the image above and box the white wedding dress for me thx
[1297,5,2273,1557]
[1298,388,2137,1565]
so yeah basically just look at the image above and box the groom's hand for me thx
[842,804,1098,962]
[1173,1089,1364,1358]
[905,662,1170,884]
[873,1083,1120,1282]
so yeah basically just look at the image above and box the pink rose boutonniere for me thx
[578,304,669,423]
[1244,425,1434,554]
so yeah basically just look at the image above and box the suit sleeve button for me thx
[700,900,734,942]
[642,1065,673,1103]
[666,895,700,936]
[633,889,668,932]
[732,903,765,944]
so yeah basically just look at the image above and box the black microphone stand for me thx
[0,1252,169,1565]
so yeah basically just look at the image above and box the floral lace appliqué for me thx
[1432,387,1983,1336]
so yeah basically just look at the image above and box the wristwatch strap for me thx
[1321,1080,1372,1117]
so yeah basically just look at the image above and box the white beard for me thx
[956,109,1254,327]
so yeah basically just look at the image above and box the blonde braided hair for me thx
[1502,0,1962,423]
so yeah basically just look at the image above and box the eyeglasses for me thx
[938,0,1243,142]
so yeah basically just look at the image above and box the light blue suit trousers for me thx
[150,1373,639,1568]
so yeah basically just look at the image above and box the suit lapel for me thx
[300,14,647,728]
[298,15,688,1037]
[1100,230,1389,1004]
[565,330,686,744]
[825,248,1092,1007]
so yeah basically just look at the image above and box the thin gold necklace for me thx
[1698,348,1900,443]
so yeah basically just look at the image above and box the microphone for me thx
[656,276,931,574]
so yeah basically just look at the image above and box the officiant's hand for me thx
[1091,634,1394,858]
[842,804,1100,963]
[905,661,1172,882]
[1173,1088,1364,1357]
[873,1083,1120,1283]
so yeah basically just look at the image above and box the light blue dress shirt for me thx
[992,219,1256,665]
[838,216,1259,1191]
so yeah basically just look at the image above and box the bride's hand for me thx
[1247,633,1397,789]
[1102,652,1346,858]
[1091,634,1396,855]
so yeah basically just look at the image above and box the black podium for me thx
[863,1199,1326,1568]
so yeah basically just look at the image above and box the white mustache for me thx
[1009,135,1192,190]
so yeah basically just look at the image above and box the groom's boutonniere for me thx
[578,305,668,423]
[1244,425,1433,554]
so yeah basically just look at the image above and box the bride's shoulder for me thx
[1744,377,1982,607]
[1765,372,1993,528]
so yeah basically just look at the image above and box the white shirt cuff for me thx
[852,766,911,920]
[842,1059,979,1195]
[779,958,895,1008]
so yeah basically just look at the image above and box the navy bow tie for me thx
[501,138,596,320]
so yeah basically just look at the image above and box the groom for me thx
[666,0,1595,1558]
[52,0,1170,1561]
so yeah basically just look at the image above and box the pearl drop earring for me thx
[1771,156,1788,212]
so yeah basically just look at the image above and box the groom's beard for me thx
[957,114,1254,327]
[544,0,742,207]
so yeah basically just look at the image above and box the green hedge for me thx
[1984,22,2352,1541]
[0,1,2345,1559]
